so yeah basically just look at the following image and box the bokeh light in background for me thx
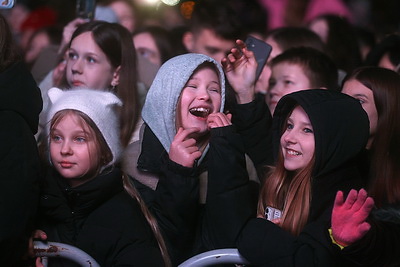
[136,0,160,5]
[180,1,194,19]
[161,0,180,6]
[137,0,181,6]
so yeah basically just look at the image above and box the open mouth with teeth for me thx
[189,107,210,118]
[287,149,302,156]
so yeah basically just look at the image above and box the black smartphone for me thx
[76,0,96,20]
[0,0,15,9]
[245,35,272,81]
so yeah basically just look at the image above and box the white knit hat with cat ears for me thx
[47,87,123,168]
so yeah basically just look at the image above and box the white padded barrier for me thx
[178,248,250,267]
[34,241,100,267]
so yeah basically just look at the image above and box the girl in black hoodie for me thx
[236,89,369,266]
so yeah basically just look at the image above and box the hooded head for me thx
[272,89,369,178]
[47,87,123,169]
[141,53,226,154]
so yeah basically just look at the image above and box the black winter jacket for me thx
[0,61,42,265]
[38,168,164,266]
[123,124,259,266]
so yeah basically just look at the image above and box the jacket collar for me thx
[137,125,168,173]
[41,168,123,222]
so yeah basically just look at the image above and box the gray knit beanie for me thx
[47,87,122,168]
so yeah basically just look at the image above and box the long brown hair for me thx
[258,153,315,236]
[123,176,171,267]
[258,108,315,236]
[0,13,21,72]
[345,67,400,206]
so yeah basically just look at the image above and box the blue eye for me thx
[304,128,313,133]
[75,136,86,143]
[357,98,365,104]
[87,57,96,63]
[51,135,62,142]
[286,123,294,130]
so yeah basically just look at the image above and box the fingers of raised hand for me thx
[170,128,202,167]
[360,196,375,218]
[342,189,359,209]
[334,190,345,207]
[33,230,47,240]
[207,113,232,128]
[169,145,201,168]
[337,189,374,224]
[174,127,199,142]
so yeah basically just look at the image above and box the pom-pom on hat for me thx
[47,87,123,168]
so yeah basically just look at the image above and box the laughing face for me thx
[176,65,222,140]
[280,106,315,171]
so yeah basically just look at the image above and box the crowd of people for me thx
[1,0,400,266]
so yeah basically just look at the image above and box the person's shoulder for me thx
[0,110,33,137]
[0,109,26,122]
[85,190,155,239]
[90,190,145,224]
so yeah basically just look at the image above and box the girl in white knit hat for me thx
[33,87,170,267]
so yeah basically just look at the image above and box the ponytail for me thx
[122,174,171,267]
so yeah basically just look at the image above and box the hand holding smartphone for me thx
[245,35,272,81]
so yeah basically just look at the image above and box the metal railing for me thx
[178,248,250,267]
[34,241,100,267]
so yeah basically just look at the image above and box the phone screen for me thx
[76,0,96,20]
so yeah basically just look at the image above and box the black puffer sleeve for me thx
[202,125,259,249]
[230,93,273,168]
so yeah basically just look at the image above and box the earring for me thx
[110,82,117,91]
